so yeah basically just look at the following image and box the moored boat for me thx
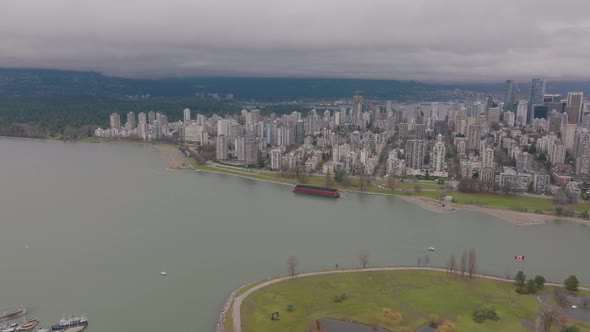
[16,318,38,331]
[61,327,85,332]
[293,184,340,198]
[50,314,87,331]
[0,310,27,323]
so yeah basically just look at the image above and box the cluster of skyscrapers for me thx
[95,77,590,198]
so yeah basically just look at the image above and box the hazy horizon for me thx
[2,0,590,82]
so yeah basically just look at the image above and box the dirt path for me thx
[230,267,587,332]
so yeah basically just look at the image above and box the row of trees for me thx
[446,249,477,278]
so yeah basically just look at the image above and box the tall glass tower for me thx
[528,77,546,124]
[503,80,517,112]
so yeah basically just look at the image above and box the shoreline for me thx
[120,143,590,226]
[184,164,590,226]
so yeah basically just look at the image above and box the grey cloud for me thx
[1,0,590,81]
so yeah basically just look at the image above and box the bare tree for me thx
[287,256,299,277]
[467,249,477,278]
[424,255,430,267]
[448,254,457,278]
[359,251,369,269]
[414,184,422,192]
[460,251,467,278]
[417,257,423,267]
[387,172,396,190]
[536,308,565,332]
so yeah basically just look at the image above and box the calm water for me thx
[0,137,589,332]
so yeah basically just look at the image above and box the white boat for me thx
[427,247,435,251]
[160,272,167,276]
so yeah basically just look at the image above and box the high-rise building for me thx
[294,120,305,145]
[561,123,576,152]
[110,113,121,129]
[148,111,156,125]
[467,124,482,150]
[244,136,258,165]
[138,112,147,124]
[431,134,446,173]
[516,100,528,125]
[528,78,546,124]
[567,92,584,124]
[481,147,494,168]
[216,135,228,160]
[503,80,518,112]
[405,139,425,171]
[183,108,191,122]
[386,101,393,119]
[126,112,136,130]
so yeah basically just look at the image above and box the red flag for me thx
[514,256,525,260]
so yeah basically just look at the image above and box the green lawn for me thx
[241,270,545,332]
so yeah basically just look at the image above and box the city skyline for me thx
[2,0,590,81]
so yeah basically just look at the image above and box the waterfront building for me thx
[126,112,136,130]
[431,134,446,174]
[110,113,121,130]
[183,108,191,122]
[533,173,550,194]
[405,139,425,172]
[216,135,228,160]
[270,149,282,170]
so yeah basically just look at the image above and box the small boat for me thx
[0,310,27,322]
[16,318,38,331]
[160,272,167,276]
[50,314,87,331]
[33,328,48,332]
[427,247,435,251]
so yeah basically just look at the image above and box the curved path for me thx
[231,266,581,332]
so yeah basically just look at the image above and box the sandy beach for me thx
[153,144,190,169]
[400,195,590,226]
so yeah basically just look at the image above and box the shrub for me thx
[564,325,580,332]
[286,304,295,312]
[473,306,500,323]
[333,293,347,302]
[514,271,526,287]
[515,287,528,294]
[428,313,440,327]
[436,320,456,332]
[382,307,403,323]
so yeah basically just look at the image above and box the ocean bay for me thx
[0,137,588,332]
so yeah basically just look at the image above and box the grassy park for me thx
[240,270,589,332]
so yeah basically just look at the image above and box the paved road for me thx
[537,292,590,323]
[231,267,579,332]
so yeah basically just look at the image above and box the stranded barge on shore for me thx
[293,185,340,198]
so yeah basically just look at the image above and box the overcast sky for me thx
[2,0,590,81]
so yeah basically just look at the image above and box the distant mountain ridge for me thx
[1,68,590,100]
[0,68,474,100]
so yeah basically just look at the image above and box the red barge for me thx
[293,184,340,198]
